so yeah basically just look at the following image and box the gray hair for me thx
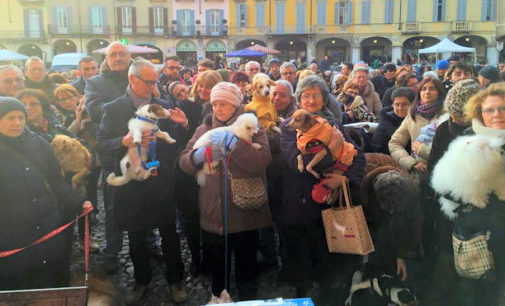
[25,56,44,69]
[423,71,439,80]
[128,58,155,77]
[294,75,330,103]
[280,61,296,73]
[0,65,23,77]
[245,61,260,70]
[274,79,294,97]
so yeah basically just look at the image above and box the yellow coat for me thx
[245,93,277,132]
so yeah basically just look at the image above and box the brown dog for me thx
[72,272,117,306]
[51,134,91,189]
[289,109,356,178]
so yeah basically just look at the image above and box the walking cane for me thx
[223,135,230,293]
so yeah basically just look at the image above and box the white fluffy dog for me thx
[107,104,176,186]
[431,135,505,219]
[193,113,261,186]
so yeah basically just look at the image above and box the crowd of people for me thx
[1,42,505,305]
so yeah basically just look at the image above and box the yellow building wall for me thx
[0,1,28,37]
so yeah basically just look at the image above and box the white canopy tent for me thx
[418,38,476,63]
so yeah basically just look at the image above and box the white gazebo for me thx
[418,38,476,63]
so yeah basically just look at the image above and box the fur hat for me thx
[210,82,243,108]
[444,79,480,117]
[479,66,500,83]
[0,97,27,119]
[436,60,449,70]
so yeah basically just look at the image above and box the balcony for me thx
[48,25,112,36]
[18,0,44,4]
[171,25,227,37]
[402,22,421,33]
[451,21,472,32]
[0,30,45,41]
[311,24,350,34]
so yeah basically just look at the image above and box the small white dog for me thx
[193,113,261,186]
[107,104,176,186]
[431,135,505,219]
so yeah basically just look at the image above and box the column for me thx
[307,37,315,63]
[351,45,360,64]
[487,47,499,66]
[197,38,204,61]
[392,46,402,64]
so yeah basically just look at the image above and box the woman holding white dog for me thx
[431,82,505,306]
[179,82,272,301]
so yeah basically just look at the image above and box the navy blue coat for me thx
[371,110,404,154]
[0,129,84,274]
[97,94,185,231]
[279,119,366,226]
[70,77,86,95]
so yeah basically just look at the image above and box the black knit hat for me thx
[0,97,27,119]
[479,66,500,83]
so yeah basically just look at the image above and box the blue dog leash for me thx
[135,115,160,174]
[223,133,229,293]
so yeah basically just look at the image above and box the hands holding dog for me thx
[122,130,157,147]
[192,145,224,165]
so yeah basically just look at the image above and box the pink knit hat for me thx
[210,82,243,107]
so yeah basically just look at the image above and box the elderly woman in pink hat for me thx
[179,82,272,301]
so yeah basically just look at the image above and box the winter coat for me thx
[371,75,395,100]
[0,129,84,274]
[337,93,377,124]
[25,76,57,100]
[96,95,183,231]
[179,106,273,235]
[27,117,75,144]
[70,77,86,95]
[360,80,382,117]
[381,86,396,108]
[279,118,366,226]
[388,112,442,170]
[85,69,129,124]
[371,110,404,154]
[327,93,343,125]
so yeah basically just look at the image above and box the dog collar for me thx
[136,115,157,124]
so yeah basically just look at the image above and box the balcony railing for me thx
[451,21,472,32]
[311,24,350,33]
[171,25,227,37]
[0,30,45,40]
[18,0,44,4]
[402,22,421,33]
[48,24,112,36]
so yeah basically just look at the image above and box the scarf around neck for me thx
[416,99,443,120]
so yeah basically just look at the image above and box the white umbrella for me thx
[0,49,29,61]
[92,45,159,54]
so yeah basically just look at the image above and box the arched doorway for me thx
[87,39,109,55]
[18,44,43,59]
[53,39,77,55]
[403,36,440,63]
[205,40,226,62]
[176,40,197,66]
[235,39,266,50]
[316,38,350,64]
[275,39,306,62]
[135,44,164,64]
[498,36,505,63]
[361,37,392,67]
[454,35,487,63]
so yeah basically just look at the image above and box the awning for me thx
[206,40,226,52]
[176,40,197,52]
[0,49,29,61]
[246,44,281,55]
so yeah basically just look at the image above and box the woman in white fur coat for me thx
[431,82,505,306]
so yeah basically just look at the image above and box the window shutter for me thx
[189,10,195,35]
[347,2,353,24]
[442,0,447,21]
[163,8,168,34]
[206,10,211,35]
[24,9,30,37]
[39,9,44,38]
[219,9,224,33]
[67,7,72,31]
[481,0,487,21]
[132,7,137,34]
[457,0,466,21]
[244,6,248,28]
[362,1,370,24]
[117,7,122,34]
[432,0,438,22]
[492,0,497,20]
[407,0,416,22]
[88,7,93,33]
[236,5,240,28]
[52,6,57,30]
[149,8,154,34]
[335,2,340,24]
[176,10,182,34]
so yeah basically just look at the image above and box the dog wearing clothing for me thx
[245,73,281,134]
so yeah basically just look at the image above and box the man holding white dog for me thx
[97,58,189,304]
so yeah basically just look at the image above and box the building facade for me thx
[229,0,503,65]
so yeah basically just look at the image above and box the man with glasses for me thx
[24,57,57,100]
[0,65,25,97]
[371,63,396,99]
[280,62,298,92]
[71,57,98,95]
[98,58,188,304]
[158,56,183,100]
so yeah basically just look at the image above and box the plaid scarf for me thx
[416,99,443,120]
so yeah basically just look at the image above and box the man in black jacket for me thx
[70,56,98,95]
[371,63,396,99]
[97,59,189,304]
[24,57,57,100]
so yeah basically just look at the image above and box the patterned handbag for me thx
[321,177,375,255]
[228,171,267,210]
[453,231,494,279]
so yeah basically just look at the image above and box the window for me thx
[90,6,105,34]
[177,9,194,35]
[121,7,132,34]
[362,1,371,24]
[55,7,69,34]
[256,3,265,27]
[276,2,285,33]
[433,0,446,22]
[385,0,394,23]
[297,2,306,33]
[209,9,220,34]
[407,0,416,22]
[457,0,467,21]
[316,2,326,26]
[152,7,164,35]
[335,1,353,25]
[237,4,247,28]
[481,0,496,21]
[26,9,42,38]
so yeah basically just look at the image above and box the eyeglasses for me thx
[166,66,180,70]
[2,77,24,85]
[57,96,76,103]
[482,106,505,115]
[136,76,157,86]
[345,91,359,97]
[28,67,45,73]
[300,93,323,101]
[282,71,295,76]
